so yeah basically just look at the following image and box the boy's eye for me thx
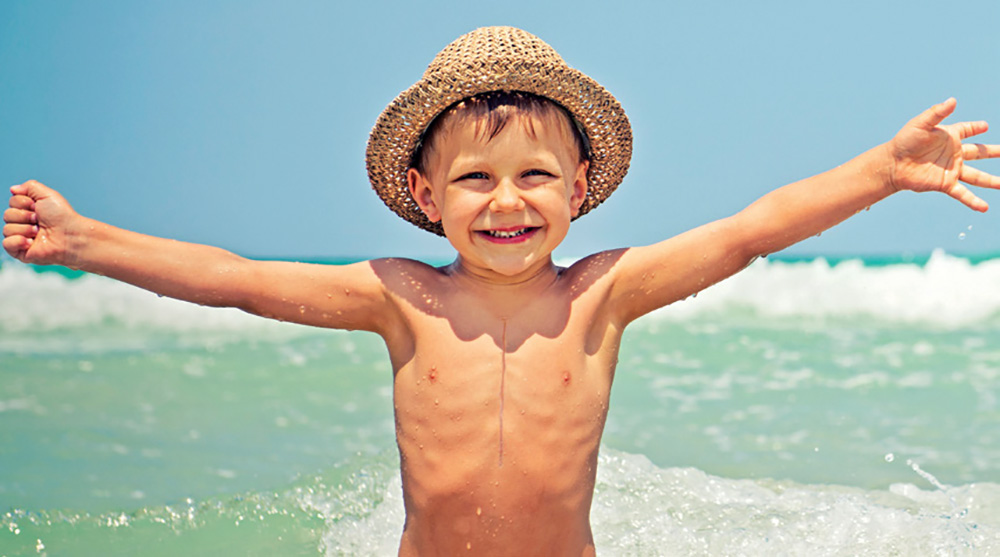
[457,171,489,181]
[523,169,555,178]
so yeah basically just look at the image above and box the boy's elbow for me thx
[202,254,259,311]
[716,213,768,269]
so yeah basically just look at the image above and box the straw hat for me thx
[366,26,633,236]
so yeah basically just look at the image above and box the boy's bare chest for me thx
[390,298,619,458]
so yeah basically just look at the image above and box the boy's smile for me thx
[408,112,588,282]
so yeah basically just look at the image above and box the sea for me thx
[3,250,1000,556]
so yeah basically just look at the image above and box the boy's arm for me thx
[3,180,394,333]
[607,99,1000,325]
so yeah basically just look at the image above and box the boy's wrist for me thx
[869,142,901,199]
[875,141,906,195]
[59,214,94,270]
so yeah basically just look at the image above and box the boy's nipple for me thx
[562,371,571,385]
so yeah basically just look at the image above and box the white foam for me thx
[653,250,1000,326]
[308,448,1000,556]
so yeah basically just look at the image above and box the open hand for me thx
[3,180,79,266]
[888,98,1000,211]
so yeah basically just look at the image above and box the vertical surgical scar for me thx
[498,318,507,467]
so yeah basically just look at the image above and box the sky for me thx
[2,0,999,261]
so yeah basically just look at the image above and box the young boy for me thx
[4,26,999,556]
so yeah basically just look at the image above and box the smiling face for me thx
[407,104,589,282]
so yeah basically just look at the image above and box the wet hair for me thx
[410,91,591,175]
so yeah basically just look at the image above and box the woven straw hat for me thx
[366,26,632,236]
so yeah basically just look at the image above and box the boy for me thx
[4,26,999,556]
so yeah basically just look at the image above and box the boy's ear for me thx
[407,168,442,223]
[569,160,589,218]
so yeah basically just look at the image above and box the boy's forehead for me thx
[425,111,580,168]
[446,109,576,146]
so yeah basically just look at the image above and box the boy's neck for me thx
[446,255,562,290]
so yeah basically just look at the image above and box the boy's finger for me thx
[947,121,989,140]
[963,143,1000,161]
[960,166,1000,189]
[947,184,989,212]
[913,98,957,130]
[2,234,32,258]
[3,223,38,239]
[9,194,36,211]
[3,207,37,225]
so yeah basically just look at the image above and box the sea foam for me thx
[654,250,1000,327]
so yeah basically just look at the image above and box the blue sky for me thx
[3,0,998,260]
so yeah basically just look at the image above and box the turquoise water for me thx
[3,251,1000,555]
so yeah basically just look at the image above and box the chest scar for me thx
[498,318,507,467]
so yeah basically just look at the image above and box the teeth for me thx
[487,228,530,238]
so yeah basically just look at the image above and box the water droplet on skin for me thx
[476,507,482,516]
[299,306,306,314]
[344,288,351,296]
[434,399,439,406]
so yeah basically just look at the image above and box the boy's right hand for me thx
[3,180,79,266]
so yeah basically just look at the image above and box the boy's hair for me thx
[410,91,591,176]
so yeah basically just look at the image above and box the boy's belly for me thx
[392,351,611,554]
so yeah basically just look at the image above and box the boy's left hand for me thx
[888,98,1000,211]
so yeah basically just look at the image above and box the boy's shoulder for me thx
[368,256,447,283]
[559,248,628,295]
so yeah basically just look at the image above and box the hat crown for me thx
[423,27,567,80]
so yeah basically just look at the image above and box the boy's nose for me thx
[489,179,525,213]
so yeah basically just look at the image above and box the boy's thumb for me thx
[16,180,53,200]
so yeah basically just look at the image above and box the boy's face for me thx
[407,112,588,281]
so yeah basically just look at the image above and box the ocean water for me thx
[3,250,1000,556]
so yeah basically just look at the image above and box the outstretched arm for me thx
[3,180,395,333]
[608,98,1000,325]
